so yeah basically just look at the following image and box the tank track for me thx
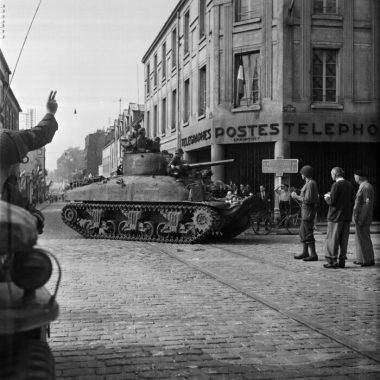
[61,202,223,244]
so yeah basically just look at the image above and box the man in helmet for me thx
[291,165,319,261]
[167,148,189,178]
[0,91,58,234]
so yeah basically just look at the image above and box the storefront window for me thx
[312,49,337,102]
[235,0,261,22]
[235,52,259,107]
[313,0,338,15]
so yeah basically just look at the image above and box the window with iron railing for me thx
[199,0,206,39]
[198,66,206,116]
[153,54,158,87]
[171,28,177,69]
[184,11,190,55]
[162,42,166,80]
[146,63,150,95]
[235,0,261,22]
[171,89,177,131]
[161,97,167,135]
[312,49,338,102]
[184,78,190,123]
[313,0,338,15]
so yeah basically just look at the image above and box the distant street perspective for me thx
[39,202,380,379]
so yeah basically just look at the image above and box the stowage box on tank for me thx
[61,152,263,243]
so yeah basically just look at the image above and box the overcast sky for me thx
[1,0,178,170]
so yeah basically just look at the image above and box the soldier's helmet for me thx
[299,165,313,178]
[175,148,184,155]
[0,129,29,165]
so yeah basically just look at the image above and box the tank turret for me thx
[62,152,264,243]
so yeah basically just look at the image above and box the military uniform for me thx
[0,112,58,234]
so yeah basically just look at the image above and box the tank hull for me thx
[61,195,261,243]
[62,153,264,243]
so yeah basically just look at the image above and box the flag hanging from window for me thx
[236,62,245,106]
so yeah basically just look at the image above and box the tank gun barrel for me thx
[187,159,234,170]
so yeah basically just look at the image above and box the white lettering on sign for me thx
[262,159,299,175]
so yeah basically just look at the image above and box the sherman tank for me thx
[61,152,264,243]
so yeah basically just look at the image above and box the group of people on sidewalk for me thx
[292,165,375,268]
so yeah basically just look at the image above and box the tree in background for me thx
[54,147,85,183]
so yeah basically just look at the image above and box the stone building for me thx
[0,49,21,131]
[84,130,106,176]
[142,0,380,219]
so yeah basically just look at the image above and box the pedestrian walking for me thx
[0,91,59,234]
[323,167,355,269]
[353,169,375,267]
[291,165,319,261]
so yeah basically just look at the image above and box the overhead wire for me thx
[1,0,43,109]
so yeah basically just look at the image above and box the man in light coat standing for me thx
[323,167,355,268]
[353,170,375,267]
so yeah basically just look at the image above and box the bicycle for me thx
[249,199,302,235]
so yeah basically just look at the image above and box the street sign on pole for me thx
[262,158,299,177]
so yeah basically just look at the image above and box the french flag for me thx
[236,63,245,106]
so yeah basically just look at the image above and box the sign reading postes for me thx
[262,159,299,176]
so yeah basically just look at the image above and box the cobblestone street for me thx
[39,203,380,379]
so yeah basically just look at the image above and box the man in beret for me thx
[352,169,375,266]
[0,91,58,233]
[323,167,355,268]
[291,165,319,261]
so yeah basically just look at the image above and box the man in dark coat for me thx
[323,167,355,268]
[291,165,319,261]
[353,169,375,266]
[0,91,58,233]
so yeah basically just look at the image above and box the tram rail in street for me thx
[152,241,380,365]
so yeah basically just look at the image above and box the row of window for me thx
[147,0,340,97]
[147,0,207,95]
[146,47,338,138]
[146,65,206,138]
[235,0,339,22]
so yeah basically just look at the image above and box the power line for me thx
[1,0,43,108]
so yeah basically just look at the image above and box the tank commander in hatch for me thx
[0,91,58,234]
[167,148,189,179]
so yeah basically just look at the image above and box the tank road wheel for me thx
[99,220,116,236]
[192,208,213,233]
[141,221,154,238]
[184,222,195,236]
[156,222,168,238]
[62,206,77,223]
[118,220,131,238]
[84,221,97,236]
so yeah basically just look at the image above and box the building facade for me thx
[142,0,380,219]
[0,49,21,130]
[84,130,106,176]
[101,103,144,177]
